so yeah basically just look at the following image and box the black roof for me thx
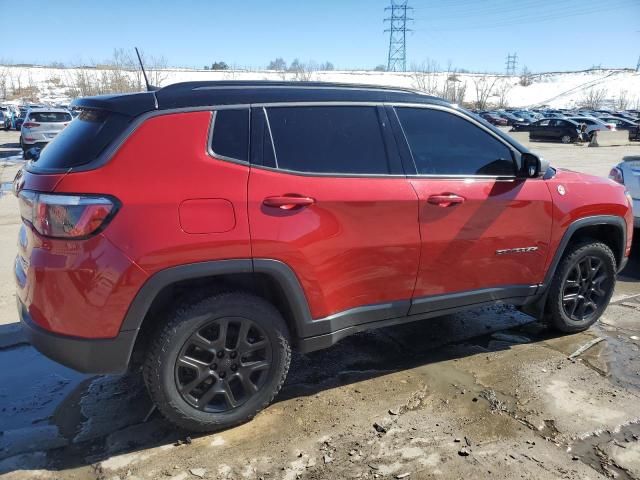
[72,81,449,117]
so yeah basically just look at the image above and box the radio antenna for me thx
[135,47,153,92]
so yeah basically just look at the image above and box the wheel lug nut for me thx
[230,351,237,359]
[219,372,226,379]
[231,364,237,371]
[217,351,224,358]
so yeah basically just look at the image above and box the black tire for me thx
[143,291,291,432]
[546,241,616,333]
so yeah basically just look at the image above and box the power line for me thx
[505,53,518,75]
[384,0,413,72]
[413,0,635,33]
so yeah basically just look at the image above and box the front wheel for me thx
[546,241,616,333]
[143,292,291,432]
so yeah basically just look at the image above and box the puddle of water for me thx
[0,345,87,461]
[592,324,640,393]
[570,421,640,480]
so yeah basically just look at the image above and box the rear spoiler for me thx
[71,91,158,117]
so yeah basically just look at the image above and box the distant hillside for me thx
[1,65,638,109]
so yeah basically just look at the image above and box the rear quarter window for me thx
[32,109,131,170]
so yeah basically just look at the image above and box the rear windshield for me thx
[32,109,131,170]
[29,112,72,123]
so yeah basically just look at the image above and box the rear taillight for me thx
[22,122,40,128]
[608,167,624,185]
[606,124,613,130]
[18,191,117,239]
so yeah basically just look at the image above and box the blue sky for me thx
[2,0,638,72]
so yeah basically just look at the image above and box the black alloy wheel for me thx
[175,316,272,412]
[561,255,611,323]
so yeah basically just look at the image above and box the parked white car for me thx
[610,156,640,227]
[568,116,615,137]
[19,108,73,156]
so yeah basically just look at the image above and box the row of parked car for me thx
[0,104,78,156]
[476,108,640,144]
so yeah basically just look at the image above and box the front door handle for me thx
[263,195,315,210]
[427,194,465,207]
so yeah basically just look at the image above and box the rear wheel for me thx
[561,134,573,144]
[546,241,616,333]
[143,292,291,432]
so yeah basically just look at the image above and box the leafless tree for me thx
[519,66,533,87]
[288,59,316,81]
[616,89,629,110]
[411,60,440,95]
[0,67,7,99]
[580,87,608,109]
[135,49,169,88]
[472,75,499,109]
[439,62,467,104]
[267,57,287,71]
[495,80,513,108]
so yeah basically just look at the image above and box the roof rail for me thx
[157,80,422,96]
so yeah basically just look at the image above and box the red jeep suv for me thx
[15,81,633,431]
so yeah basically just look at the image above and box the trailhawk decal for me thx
[496,247,539,255]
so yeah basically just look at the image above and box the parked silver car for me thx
[19,108,72,156]
[610,156,640,227]
[567,116,615,136]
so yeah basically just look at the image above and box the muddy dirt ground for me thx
[1,130,640,480]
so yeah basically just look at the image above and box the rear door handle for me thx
[263,195,315,210]
[427,194,465,207]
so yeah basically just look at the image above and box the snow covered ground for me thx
[1,64,639,109]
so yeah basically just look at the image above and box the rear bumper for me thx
[21,141,48,150]
[19,298,135,374]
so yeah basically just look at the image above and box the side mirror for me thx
[519,152,548,178]
[24,147,41,161]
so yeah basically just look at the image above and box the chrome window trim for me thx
[246,162,407,179]
[206,108,251,166]
[262,107,279,168]
[390,103,519,179]
[43,100,523,179]
[261,103,397,177]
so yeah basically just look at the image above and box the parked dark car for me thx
[480,112,508,126]
[511,118,581,143]
[495,111,527,125]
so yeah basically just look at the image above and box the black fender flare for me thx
[120,258,314,334]
[541,214,627,290]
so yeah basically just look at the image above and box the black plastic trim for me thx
[120,259,548,357]
[298,288,541,353]
[19,299,135,374]
[542,215,627,287]
[120,259,253,331]
[408,285,538,316]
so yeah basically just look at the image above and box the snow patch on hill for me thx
[1,65,639,109]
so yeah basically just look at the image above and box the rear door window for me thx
[264,106,390,174]
[32,109,131,170]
